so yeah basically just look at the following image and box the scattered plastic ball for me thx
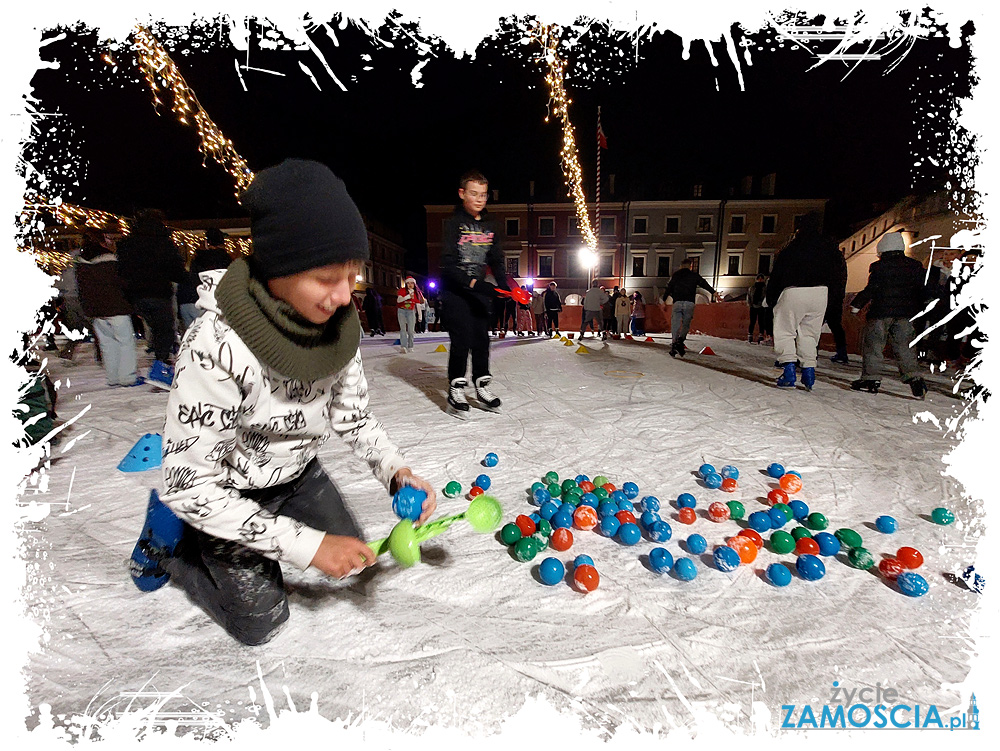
[544,471,559,485]
[708,502,731,522]
[536,519,552,538]
[805,512,828,531]
[639,511,661,530]
[550,528,574,551]
[674,558,698,580]
[769,531,796,555]
[547,483,562,499]
[592,475,610,488]
[538,557,564,585]
[532,487,552,506]
[531,531,549,551]
[475,474,492,491]
[392,486,426,522]
[779,473,803,494]
[726,501,746,520]
[598,501,618,519]
[616,498,634,512]
[676,493,697,509]
[444,481,463,498]
[788,500,809,520]
[571,555,594,571]
[767,489,789,506]
[648,521,673,542]
[897,571,929,597]
[483,452,499,467]
[931,507,955,525]
[580,493,600,509]
[727,536,757,564]
[721,478,739,493]
[564,489,583,505]
[878,557,904,580]
[513,537,539,562]
[788,471,801,478]
[704,473,723,489]
[577,482,595,495]
[574,474,590,484]
[573,505,599,531]
[514,515,536,537]
[615,510,638,526]
[561,478,579,494]
[848,547,876,570]
[772,503,793,521]
[618,523,642,546]
[500,523,522,546]
[721,465,740,480]
[599,515,621,538]
[791,527,813,541]
[686,534,708,555]
[795,537,820,556]
[768,506,789,529]
[649,547,674,574]
[469,486,485,498]
[640,495,661,513]
[678,507,697,525]
[748,511,772,533]
[529,512,542,526]
[559,502,576,516]
[539,501,559,521]
[896,546,924,569]
[573,564,600,592]
[766,563,792,587]
[767,463,786,479]
[622,482,639,499]
[813,532,841,557]
[601,483,617,493]
[738,529,764,549]
[714,546,742,572]
[875,515,897,534]
[550,511,573,530]
[835,528,863,549]
[796,554,826,581]
[593,487,610,501]
[698,463,717,479]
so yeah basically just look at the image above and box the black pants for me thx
[824,303,846,353]
[749,307,772,337]
[135,297,177,363]
[164,459,361,646]
[444,291,491,382]
[545,310,560,335]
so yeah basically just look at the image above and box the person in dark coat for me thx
[661,258,722,357]
[177,228,233,333]
[849,232,929,397]
[746,274,772,343]
[362,287,385,335]
[826,246,850,363]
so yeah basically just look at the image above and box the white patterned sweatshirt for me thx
[160,270,407,570]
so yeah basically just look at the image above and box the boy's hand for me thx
[311,534,376,579]
[392,468,438,525]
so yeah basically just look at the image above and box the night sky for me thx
[27,13,976,273]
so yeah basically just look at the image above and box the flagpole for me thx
[595,105,602,288]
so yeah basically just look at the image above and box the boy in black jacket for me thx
[849,232,929,397]
[439,171,509,417]
[661,259,721,357]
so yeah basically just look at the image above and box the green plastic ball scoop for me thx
[366,493,503,567]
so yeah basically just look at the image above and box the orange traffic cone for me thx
[644,336,655,343]
[700,346,716,355]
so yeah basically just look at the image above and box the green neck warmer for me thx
[215,257,361,382]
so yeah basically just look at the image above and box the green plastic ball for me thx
[773,503,793,522]
[848,546,875,570]
[770,531,796,554]
[791,526,813,541]
[563,494,582,507]
[593,487,610,501]
[561,478,579,493]
[537,519,553,538]
[514,537,539,562]
[500,523,522,546]
[806,512,829,531]
[530,481,546,495]
[544,471,559,485]
[931,507,955,525]
[547,483,562,498]
[564,487,583,501]
[531,532,549,551]
[444,481,462,498]
[593,475,610,487]
[835,528,863,549]
[726,501,746,520]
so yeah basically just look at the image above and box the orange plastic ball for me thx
[896,546,924,569]
[550,527,574,551]
[721,478,739,493]
[678,507,697,525]
[515,514,536,537]
[469,486,485,498]
[573,564,600,592]
[738,529,764,549]
[602,483,616,493]
[727,536,758,564]
[573,505,599,531]
[795,537,820,556]
[579,481,596,493]
[708,502,731,522]
[767,489,789,506]
[879,557,905,580]
[779,473,803,494]
[615,510,637,525]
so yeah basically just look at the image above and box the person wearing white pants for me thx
[772,286,828,369]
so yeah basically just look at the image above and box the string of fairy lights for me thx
[531,23,598,251]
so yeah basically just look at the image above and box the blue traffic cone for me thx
[118,433,162,472]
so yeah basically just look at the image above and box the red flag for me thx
[597,120,608,149]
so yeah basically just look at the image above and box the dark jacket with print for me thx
[440,207,509,308]
[851,251,928,320]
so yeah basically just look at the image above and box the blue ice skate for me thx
[776,362,797,388]
[801,367,816,391]
[148,360,174,390]
[130,489,184,592]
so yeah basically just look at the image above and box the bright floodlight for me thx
[355,274,364,282]
[428,281,437,289]
[578,248,598,268]
[525,278,535,287]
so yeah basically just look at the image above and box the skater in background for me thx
[362,287,385,336]
[54,243,88,360]
[630,291,646,336]
[580,280,609,340]
[544,281,562,337]
[849,231,929,397]
[439,170,509,416]
[746,274,772,344]
[132,159,436,645]
[396,276,423,353]
[602,286,617,337]
[661,258,721,357]
[177,228,232,334]
[766,211,842,390]
[414,293,427,334]
[614,287,630,338]
[531,289,546,335]
[826,246,850,364]
[501,295,518,336]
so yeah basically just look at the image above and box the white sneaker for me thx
[407,348,414,353]
[399,346,407,354]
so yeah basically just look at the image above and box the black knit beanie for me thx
[241,159,370,280]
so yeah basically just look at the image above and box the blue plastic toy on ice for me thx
[639,511,661,530]
[581,493,600,508]
[532,487,551,506]
[897,572,929,597]
[617,498,634,512]
[538,557,565,586]
[674,558,698,580]
[573,554,594,569]
[788,500,809,521]
[392,486,426,521]
[648,521,672,542]
[622,482,639,499]
[475,474,491,491]
[768,506,789,529]
[574,474,590,484]
[610,490,628,504]
[720,465,739,480]
[649,547,674,574]
[118,433,163,473]
[796,554,826,581]
[766,563,792,587]
[640,495,661,513]
[483,452,499,467]
[686,534,707,555]
[875,515,898,534]
[767,463,785,479]
[551,511,573,529]
[704,473,723,489]
[598,501,618,519]
[698,463,717,479]
[559,502,576,516]
[618,523,642,546]
[714,546,741,572]
[539,501,559,521]
[676,493,697,509]
[814,532,841,556]
[748,511,772,533]
[600,516,621,538]
[529,513,541,525]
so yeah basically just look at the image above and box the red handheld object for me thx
[496,286,532,305]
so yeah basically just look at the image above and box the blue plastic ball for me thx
[704,473,723,489]
[559,502,576,516]
[897,572,929,597]
[720,465,739,480]
[610,490,628,504]
[748,511,772,533]
[714,546,742,572]
[618,523,642,546]
[573,554,594,569]
[788,471,801,478]
[676,493,697,509]
[580,492,600,508]
[532,487,551,506]
[640,495,661,513]
[875,515,898,534]
[648,521,673,542]
[530,481,545,494]
[698,463,717,479]
[614,499,632,512]
[538,557,565,586]
[475,474,492,491]
[574,474,590,484]
[768,506,789,529]
[686,534,707,555]
[767,463,786,479]
[529,513,541,525]
[551,510,574,529]
[483,453,499,467]
[597,501,618,519]
[814,532,841,557]
[599,515,621,538]
[788,500,809,521]
[766,563,792,587]
[639,511,661,530]
[796,554,826,581]
[622,482,640,499]
[674,558,698,581]
[649,547,674,574]
[392,486,426,521]
[539,501,559,521]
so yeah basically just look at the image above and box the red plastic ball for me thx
[469,486,485,498]
[738,529,764,549]
[514,514,536,537]
[896,546,924,569]
[767,489,789,506]
[727,536,758,564]
[601,483,616,493]
[708,502,731,522]
[720,478,739,493]
[678,507,697,525]
[573,564,600,592]
[578,481,596,493]
[795,537,820,556]
[550,527,574,551]
[615,510,637,525]
[779,473,803,494]
[573,505,599,531]
[879,557,905,580]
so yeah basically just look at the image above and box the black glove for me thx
[473,280,499,297]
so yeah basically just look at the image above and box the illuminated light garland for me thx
[531,23,598,251]
[130,26,256,199]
